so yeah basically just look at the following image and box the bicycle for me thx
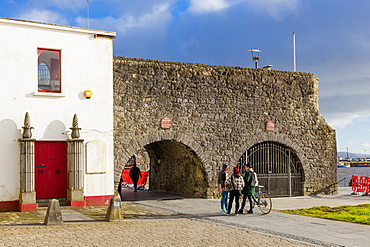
[240,185,272,214]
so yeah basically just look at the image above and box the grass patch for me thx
[279,204,370,225]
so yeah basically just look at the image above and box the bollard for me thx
[44,199,63,225]
[105,196,122,222]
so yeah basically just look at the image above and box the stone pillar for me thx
[19,139,37,211]
[67,114,85,208]
[44,199,63,225]
[105,197,122,222]
[19,112,37,212]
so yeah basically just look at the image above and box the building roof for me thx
[0,17,116,38]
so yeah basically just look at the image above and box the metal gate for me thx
[239,142,303,197]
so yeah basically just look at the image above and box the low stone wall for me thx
[113,56,337,197]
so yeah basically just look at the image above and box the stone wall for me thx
[113,56,337,197]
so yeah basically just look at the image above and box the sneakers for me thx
[247,210,253,214]
[237,210,244,214]
[221,209,227,213]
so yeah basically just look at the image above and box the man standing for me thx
[218,164,229,213]
[239,163,256,214]
[129,156,142,192]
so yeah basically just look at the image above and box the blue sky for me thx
[2,0,370,156]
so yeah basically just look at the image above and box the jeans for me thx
[220,190,229,210]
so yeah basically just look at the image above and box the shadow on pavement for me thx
[120,187,192,201]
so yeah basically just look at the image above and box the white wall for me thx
[0,18,116,201]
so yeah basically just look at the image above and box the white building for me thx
[0,18,116,211]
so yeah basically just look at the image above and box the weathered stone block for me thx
[105,197,122,222]
[44,199,63,225]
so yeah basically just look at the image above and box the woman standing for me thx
[218,164,229,213]
[225,167,244,215]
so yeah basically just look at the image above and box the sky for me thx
[2,0,370,156]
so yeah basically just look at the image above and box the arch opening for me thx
[239,141,304,197]
[144,140,208,198]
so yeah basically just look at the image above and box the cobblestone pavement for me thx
[0,202,311,246]
[0,218,310,246]
[0,202,175,226]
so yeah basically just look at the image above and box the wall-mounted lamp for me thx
[84,90,93,99]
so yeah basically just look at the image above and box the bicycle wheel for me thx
[257,192,272,214]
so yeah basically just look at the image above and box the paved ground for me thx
[0,187,369,246]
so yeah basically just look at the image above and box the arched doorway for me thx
[239,142,304,197]
[144,140,208,198]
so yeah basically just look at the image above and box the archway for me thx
[239,141,304,197]
[144,140,208,198]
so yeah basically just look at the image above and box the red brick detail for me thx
[19,203,37,212]
[69,200,86,209]
[85,195,114,206]
[0,201,18,212]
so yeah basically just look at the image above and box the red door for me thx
[35,141,68,199]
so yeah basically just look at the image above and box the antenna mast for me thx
[293,32,296,72]
[87,0,90,29]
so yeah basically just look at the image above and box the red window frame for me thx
[37,48,62,93]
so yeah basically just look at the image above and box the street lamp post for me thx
[247,49,261,68]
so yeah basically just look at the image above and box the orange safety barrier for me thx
[351,175,370,194]
[121,170,149,186]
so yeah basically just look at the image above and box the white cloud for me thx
[187,0,300,18]
[17,9,69,25]
[77,3,173,33]
[188,0,237,14]
[326,113,363,130]
[246,0,300,20]
[32,0,86,11]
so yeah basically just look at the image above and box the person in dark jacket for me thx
[239,163,256,214]
[218,164,229,213]
[117,174,124,200]
[225,167,244,215]
[129,157,142,192]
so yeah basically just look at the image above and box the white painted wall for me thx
[0,18,116,202]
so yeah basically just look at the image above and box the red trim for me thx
[0,201,18,212]
[69,200,86,209]
[38,48,60,58]
[19,203,37,212]
[85,195,114,206]
[37,48,62,93]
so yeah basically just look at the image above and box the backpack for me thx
[251,171,259,187]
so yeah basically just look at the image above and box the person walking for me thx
[218,164,229,213]
[239,163,256,214]
[129,156,142,192]
[225,167,244,215]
